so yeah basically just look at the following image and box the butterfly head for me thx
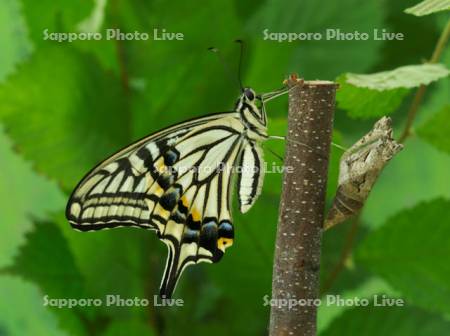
[236,87,268,138]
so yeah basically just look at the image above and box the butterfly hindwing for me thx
[156,117,245,297]
[237,140,265,213]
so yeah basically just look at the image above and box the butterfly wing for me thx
[237,140,265,213]
[66,113,245,298]
[158,119,245,296]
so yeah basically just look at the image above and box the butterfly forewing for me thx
[66,112,232,228]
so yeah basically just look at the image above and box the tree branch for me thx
[269,79,337,336]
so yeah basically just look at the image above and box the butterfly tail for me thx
[159,243,182,299]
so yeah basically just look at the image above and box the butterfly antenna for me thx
[234,39,245,91]
[208,46,241,92]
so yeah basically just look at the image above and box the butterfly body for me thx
[66,87,273,298]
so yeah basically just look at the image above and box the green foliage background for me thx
[0,0,449,335]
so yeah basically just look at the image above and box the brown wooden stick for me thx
[269,79,337,336]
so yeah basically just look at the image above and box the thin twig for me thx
[321,214,361,294]
[430,18,450,64]
[398,18,450,143]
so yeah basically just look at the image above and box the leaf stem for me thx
[398,18,450,143]
[321,214,361,294]
[430,18,450,63]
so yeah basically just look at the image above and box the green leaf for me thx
[71,1,120,74]
[0,275,70,336]
[320,221,371,294]
[9,221,85,299]
[76,0,107,33]
[318,277,398,333]
[0,46,128,190]
[337,63,449,118]
[20,0,119,72]
[0,126,65,269]
[362,138,450,228]
[417,105,450,154]
[346,64,450,90]
[0,0,33,82]
[7,220,88,335]
[53,212,162,320]
[336,75,409,118]
[405,0,450,16]
[356,198,450,316]
[20,0,92,45]
[320,301,450,336]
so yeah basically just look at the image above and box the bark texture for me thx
[269,80,337,336]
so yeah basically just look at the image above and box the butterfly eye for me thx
[244,88,255,101]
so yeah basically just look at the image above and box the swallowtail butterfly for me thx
[66,79,290,298]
